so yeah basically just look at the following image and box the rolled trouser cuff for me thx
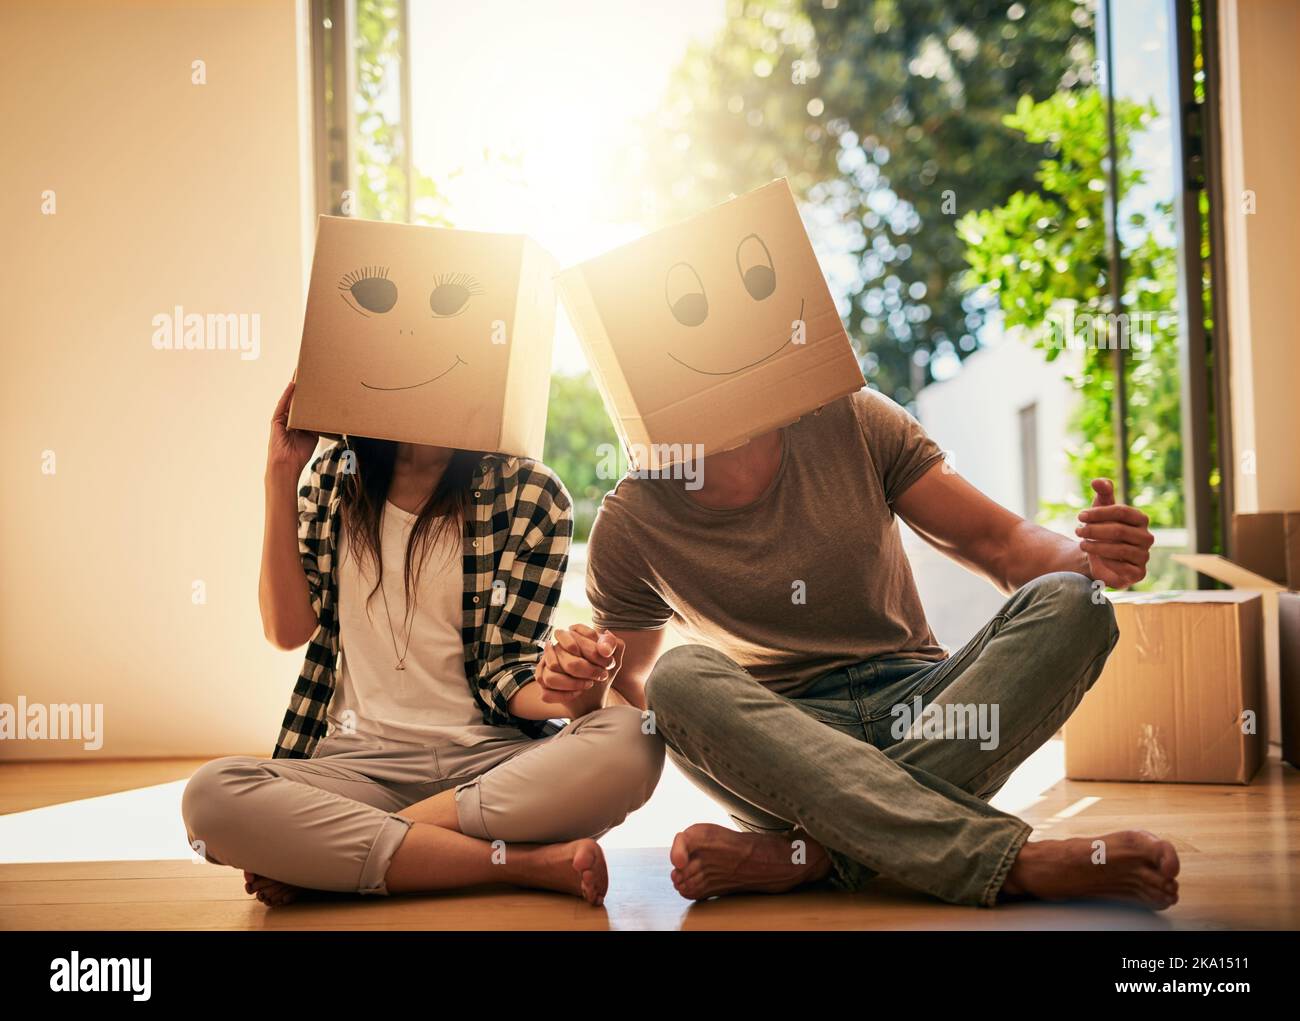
[981,820,1033,907]
[357,814,413,896]
[453,778,492,841]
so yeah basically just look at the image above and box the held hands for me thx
[267,380,319,478]
[535,625,624,717]
[1075,478,1153,590]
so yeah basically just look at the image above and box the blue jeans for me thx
[644,571,1120,906]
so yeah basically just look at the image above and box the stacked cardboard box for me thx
[1177,511,1300,767]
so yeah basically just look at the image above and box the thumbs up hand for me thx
[1075,478,1153,590]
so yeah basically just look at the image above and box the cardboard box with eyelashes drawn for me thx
[289,215,557,458]
[556,179,864,470]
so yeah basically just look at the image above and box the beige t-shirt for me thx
[586,388,948,694]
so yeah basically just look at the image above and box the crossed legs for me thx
[648,572,1180,908]
[182,705,663,907]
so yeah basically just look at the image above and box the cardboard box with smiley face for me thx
[556,179,864,470]
[288,216,557,458]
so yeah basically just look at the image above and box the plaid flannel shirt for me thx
[273,440,572,759]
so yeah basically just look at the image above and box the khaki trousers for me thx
[182,705,664,894]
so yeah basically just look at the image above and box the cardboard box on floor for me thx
[289,215,557,458]
[1063,590,1264,784]
[1177,514,1300,766]
[556,179,865,470]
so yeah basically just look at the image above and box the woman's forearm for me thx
[508,674,612,721]
[259,466,318,649]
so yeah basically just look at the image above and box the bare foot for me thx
[1001,830,1180,910]
[243,871,305,907]
[669,822,831,900]
[509,839,608,906]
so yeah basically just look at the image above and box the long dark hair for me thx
[339,435,482,608]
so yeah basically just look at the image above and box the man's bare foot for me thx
[509,839,608,906]
[669,822,831,900]
[1001,830,1180,910]
[243,871,305,907]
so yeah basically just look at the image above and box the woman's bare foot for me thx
[508,839,609,906]
[669,823,831,900]
[243,871,306,907]
[1001,830,1180,910]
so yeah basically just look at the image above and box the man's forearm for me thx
[995,520,1091,593]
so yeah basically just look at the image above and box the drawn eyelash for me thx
[431,272,484,295]
[338,265,391,290]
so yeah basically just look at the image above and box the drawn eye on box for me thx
[663,232,805,376]
[339,267,488,322]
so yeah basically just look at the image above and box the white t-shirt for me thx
[327,501,511,747]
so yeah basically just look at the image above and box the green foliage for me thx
[957,88,1184,528]
[542,374,621,542]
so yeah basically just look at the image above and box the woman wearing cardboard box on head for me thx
[181,220,662,906]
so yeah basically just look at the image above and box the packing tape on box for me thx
[1132,606,1164,664]
[1138,723,1172,781]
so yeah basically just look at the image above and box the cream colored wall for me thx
[1220,0,1300,514]
[0,1,315,758]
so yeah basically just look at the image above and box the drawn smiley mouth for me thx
[360,356,466,391]
[668,298,805,376]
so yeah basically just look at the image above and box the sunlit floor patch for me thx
[988,738,1066,816]
[0,781,196,864]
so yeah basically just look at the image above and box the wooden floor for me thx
[1,752,1297,930]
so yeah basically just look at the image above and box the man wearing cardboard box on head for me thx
[548,180,1180,909]
[183,217,663,909]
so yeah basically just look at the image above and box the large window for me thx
[310,0,1228,605]
[1093,0,1228,583]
